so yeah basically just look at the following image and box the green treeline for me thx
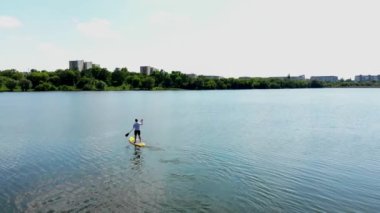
[0,68,379,92]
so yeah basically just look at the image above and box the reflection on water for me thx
[0,90,380,212]
[131,146,143,169]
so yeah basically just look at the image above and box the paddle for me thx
[125,129,133,137]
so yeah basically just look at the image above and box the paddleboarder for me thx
[126,119,143,143]
[133,118,143,142]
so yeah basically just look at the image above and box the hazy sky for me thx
[1,0,380,79]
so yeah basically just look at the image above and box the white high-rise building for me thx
[140,66,158,75]
[69,60,96,71]
[83,62,93,70]
[69,60,84,71]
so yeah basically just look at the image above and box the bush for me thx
[35,82,56,91]
[82,84,94,91]
[19,79,32,91]
[59,85,76,91]
[310,80,324,88]
[131,76,141,88]
[111,69,127,86]
[141,77,155,90]
[49,75,61,86]
[77,77,94,89]
[26,71,49,88]
[255,80,269,89]
[121,84,131,90]
[95,80,107,90]
[0,76,5,88]
[0,69,23,80]
[204,80,217,89]
[57,70,80,86]
[5,79,18,91]
[268,82,281,89]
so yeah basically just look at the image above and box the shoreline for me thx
[1,86,380,93]
[1,69,380,92]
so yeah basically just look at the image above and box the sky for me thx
[1,0,380,79]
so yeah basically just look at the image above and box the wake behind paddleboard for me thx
[128,136,146,147]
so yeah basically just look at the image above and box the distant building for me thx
[355,75,380,82]
[310,76,339,82]
[83,62,93,70]
[239,77,252,80]
[140,66,158,75]
[186,73,197,78]
[291,75,305,80]
[201,75,223,80]
[69,60,84,71]
[271,75,305,80]
[69,60,96,71]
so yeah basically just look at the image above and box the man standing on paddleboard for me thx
[133,118,143,142]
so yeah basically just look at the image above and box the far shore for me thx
[2,86,380,93]
[1,69,380,92]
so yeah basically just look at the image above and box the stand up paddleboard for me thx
[128,136,146,147]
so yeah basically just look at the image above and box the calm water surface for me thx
[0,89,379,212]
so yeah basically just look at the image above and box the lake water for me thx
[0,89,379,212]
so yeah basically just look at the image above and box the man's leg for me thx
[134,131,137,143]
[138,131,142,142]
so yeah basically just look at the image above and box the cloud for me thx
[76,19,120,39]
[37,42,65,54]
[150,11,191,27]
[0,16,22,29]
[35,42,69,70]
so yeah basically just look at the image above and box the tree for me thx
[5,79,18,91]
[204,79,217,89]
[216,79,227,89]
[95,80,107,90]
[19,79,32,91]
[170,71,185,88]
[34,82,56,91]
[193,78,205,89]
[58,85,75,91]
[48,75,61,87]
[57,70,80,86]
[141,77,155,90]
[0,69,24,80]
[268,82,281,89]
[26,71,49,88]
[121,84,131,90]
[111,69,128,86]
[310,80,324,88]
[91,67,111,85]
[82,84,94,91]
[151,70,168,86]
[76,77,94,90]
[0,76,5,88]
[255,79,269,89]
[163,75,173,88]
[80,69,93,78]
[131,76,141,88]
